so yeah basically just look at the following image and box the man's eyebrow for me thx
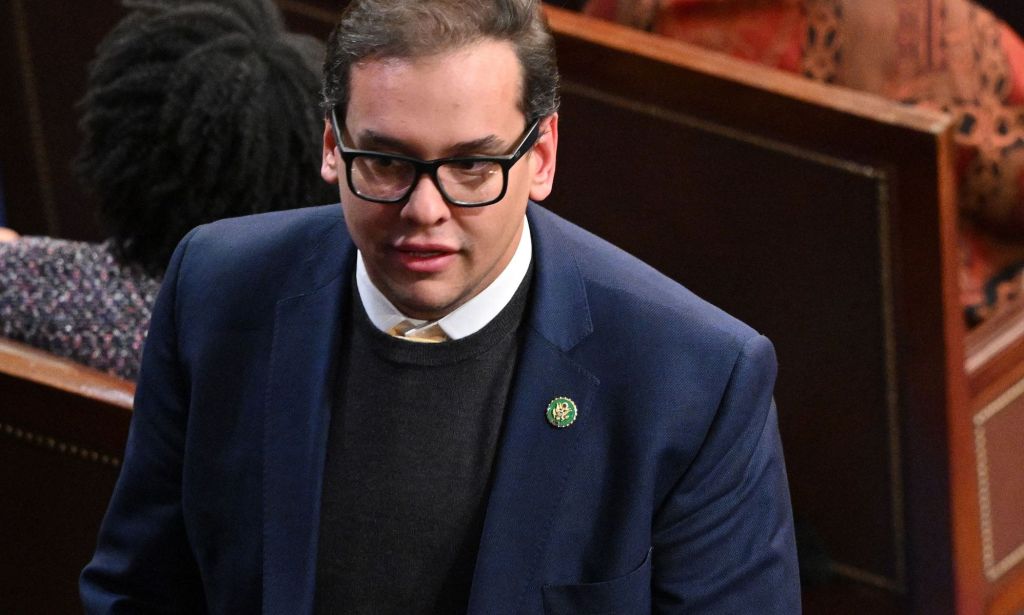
[446,135,505,157]
[353,130,507,157]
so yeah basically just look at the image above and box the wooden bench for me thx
[0,338,133,612]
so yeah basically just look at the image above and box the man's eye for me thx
[449,160,496,174]
[367,157,399,171]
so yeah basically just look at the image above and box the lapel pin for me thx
[546,396,578,428]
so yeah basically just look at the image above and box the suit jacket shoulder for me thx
[528,204,763,369]
[181,204,349,296]
[173,205,352,331]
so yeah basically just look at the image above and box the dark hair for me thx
[76,0,337,274]
[322,0,560,123]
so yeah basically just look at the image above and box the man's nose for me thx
[400,173,451,226]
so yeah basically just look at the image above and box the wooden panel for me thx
[967,324,1024,615]
[0,0,123,239]
[0,339,134,613]
[972,383,1024,580]
[278,0,338,38]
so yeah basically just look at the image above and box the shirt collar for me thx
[356,217,532,340]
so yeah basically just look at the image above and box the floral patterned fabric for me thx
[0,237,161,380]
[584,0,1024,321]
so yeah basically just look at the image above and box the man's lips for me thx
[392,243,458,273]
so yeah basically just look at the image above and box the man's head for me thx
[321,0,559,123]
[321,0,560,321]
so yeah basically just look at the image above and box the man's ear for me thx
[321,119,340,185]
[528,113,558,202]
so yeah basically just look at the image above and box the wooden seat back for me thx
[0,338,133,613]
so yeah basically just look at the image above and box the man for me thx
[81,0,800,612]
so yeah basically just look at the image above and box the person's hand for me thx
[0,227,19,242]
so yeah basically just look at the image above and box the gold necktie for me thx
[387,320,449,343]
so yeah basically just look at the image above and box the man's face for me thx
[321,39,558,321]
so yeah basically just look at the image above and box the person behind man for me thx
[81,0,800,612]
[0,0,334,379]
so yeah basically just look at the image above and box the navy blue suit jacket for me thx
[81,203,799,613]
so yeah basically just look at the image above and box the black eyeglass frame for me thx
[330,108,542,207]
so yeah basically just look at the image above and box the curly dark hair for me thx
[76,0,337,274]
[322,0,560,124]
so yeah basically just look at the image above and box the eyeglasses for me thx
[330,108,541,207]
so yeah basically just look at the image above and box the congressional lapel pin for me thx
[546,396,578,428]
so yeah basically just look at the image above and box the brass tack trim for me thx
[0,422,121,468]
[973,377,1024,581]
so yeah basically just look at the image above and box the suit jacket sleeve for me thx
[652,334,800,613]
[80,229,206,614]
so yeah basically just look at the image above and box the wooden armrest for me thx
[0,337,134,410]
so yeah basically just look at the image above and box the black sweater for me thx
[315,270,532,614]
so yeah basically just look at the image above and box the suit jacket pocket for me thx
[542,548,653,615]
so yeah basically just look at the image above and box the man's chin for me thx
[387,286,467,322]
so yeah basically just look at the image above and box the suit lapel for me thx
[262,221,355,615]
[468,205,600,614]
